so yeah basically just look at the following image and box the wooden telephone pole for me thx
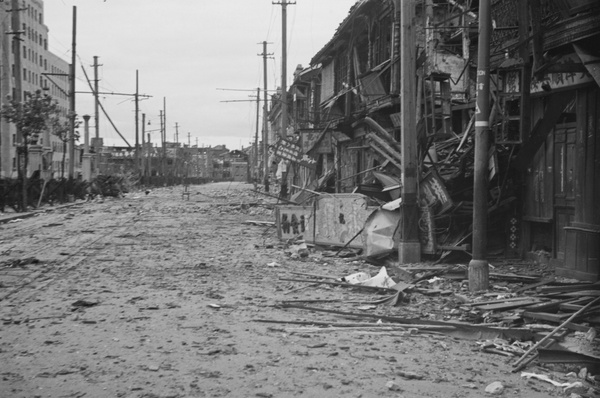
[397,0,421,263]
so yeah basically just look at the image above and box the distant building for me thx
[0,0,73,179]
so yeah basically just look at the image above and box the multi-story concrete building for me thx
[0,0,72,179]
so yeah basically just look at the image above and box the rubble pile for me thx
[253,238,600,395]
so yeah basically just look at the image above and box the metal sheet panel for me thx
[314,194,376,248]
[276,205,315,242]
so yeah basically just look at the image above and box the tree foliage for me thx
[1,89,61,144]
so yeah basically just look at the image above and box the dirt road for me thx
[0,182,577,397]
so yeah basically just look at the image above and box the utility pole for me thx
[259,41,273,192]
[398,0,421,263]
[174,122,179,177]
[135,70,139,172]
[9,0,24,206]
[469,0,492,291]
[187,132,191,147]
[254,87,260,187]
[273,0,295,139]
[141,113,146,178]
[159,110,164,175]
[93,56,100,139]
[9,0,22,146]
[147,131,151,176]
[163,98,167,176]
[68,6,77,179]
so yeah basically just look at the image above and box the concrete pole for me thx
[68,6,76,179]
[135,70,139,173]
[469,0,492,291]
[93,56,100,139]
[255,87,260,186]
[83,115,90,154]
[398,0,421,263]
[141,113,146,178]
[159,110,164,175]
[280,1,288,139]
[147,132,152,176]
[262,41,270,192]
[163,98,167,175]
[82,115,92,181]
[10,0,24,204]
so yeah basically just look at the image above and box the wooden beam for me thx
[368,141,403,171]
[366,133,403,163]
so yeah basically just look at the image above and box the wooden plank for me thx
[522,311,572,323]
[512,278,554,294]
[368,141,403,171]
[563,290,600,297]
[469,296,543,307]
[538,283,600,294]
[521,299,575,313]
[476,299,542,312]
[563,322,596,333]
[559,302,600,312]
[514,297,600,372]
[366,133,403,163]
[489,273,541,283]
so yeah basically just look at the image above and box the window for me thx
[12,134,16,146]
[23,45,26,59]
[12,158,16,170]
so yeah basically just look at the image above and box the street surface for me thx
[0,182,571,397]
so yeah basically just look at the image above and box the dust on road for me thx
[0,182,574,397]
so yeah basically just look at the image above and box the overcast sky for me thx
[43,1,358,150]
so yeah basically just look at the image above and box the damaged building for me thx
[268,0,600,282]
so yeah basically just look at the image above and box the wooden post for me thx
[398,0,421,263]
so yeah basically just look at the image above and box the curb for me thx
[0,201,85,225]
